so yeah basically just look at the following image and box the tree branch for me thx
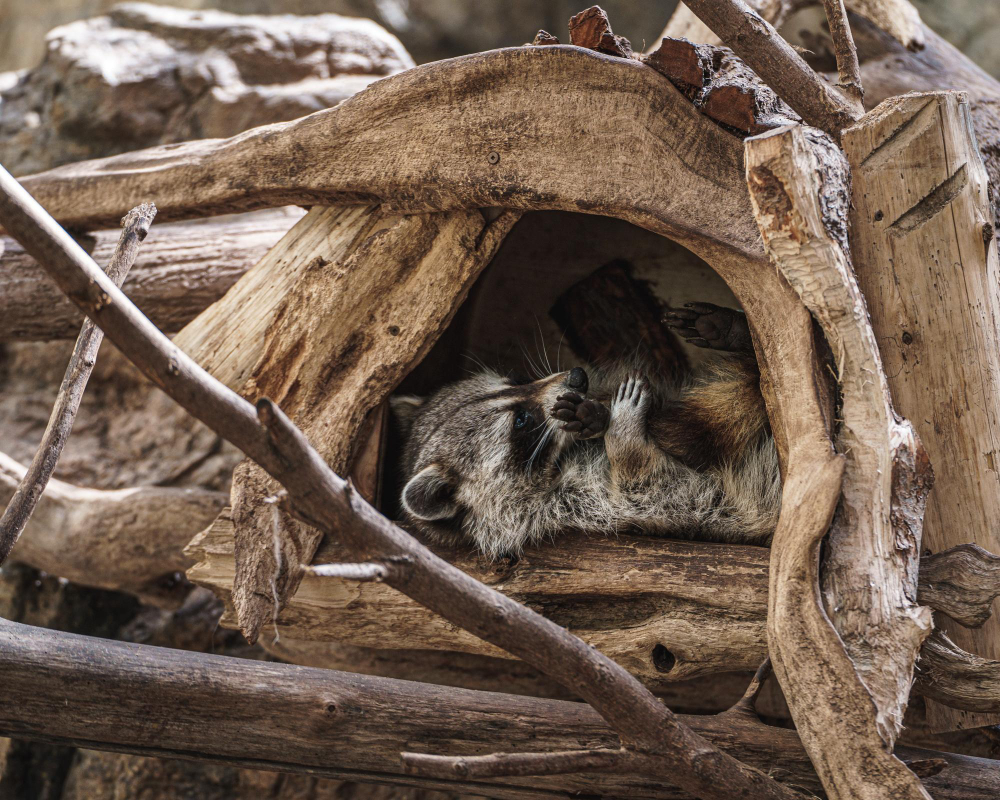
[0,164,802,800]
[680,0,862,137]
[821,0,865,114]
[304,561,390,582]
[0,202,155,567]
[919,544,1000,629]
[916,631,1000,713]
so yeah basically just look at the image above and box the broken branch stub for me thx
[746,124,932,799]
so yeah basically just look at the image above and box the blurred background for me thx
[2,0,999,76]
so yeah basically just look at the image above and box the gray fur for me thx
[392,362,781,558]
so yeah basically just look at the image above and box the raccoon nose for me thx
[567,367,588,392]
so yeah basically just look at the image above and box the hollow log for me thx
[173,204,520,643]
[0,617,996,800]
[745,122,931,796]
[0,208,302,341]
[842,91,1000,732]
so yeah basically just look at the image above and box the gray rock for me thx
[0,2,413,175]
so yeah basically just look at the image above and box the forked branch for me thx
[0,165,802,800]
[0,202,155,566]
[681,0,862,136]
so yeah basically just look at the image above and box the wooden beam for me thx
[0,617,995,800]
[0,208,301,341]
[842,91,1000,732]
[746,122,932,798]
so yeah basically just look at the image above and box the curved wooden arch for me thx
[17,42,880,797]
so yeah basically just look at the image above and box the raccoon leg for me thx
[605,374,672,486]
[550,392,610,439]
[663,302,753,354]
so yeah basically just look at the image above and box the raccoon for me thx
[391,302,781,558]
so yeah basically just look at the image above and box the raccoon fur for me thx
[391,303,781,558]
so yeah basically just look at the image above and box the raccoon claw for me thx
[551,393,609,439]
[663,302,753,354]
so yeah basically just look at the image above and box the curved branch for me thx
[0,163,801,800]
[920,544,1000,629]
[0,203,155,566]
[916,631,1000,713]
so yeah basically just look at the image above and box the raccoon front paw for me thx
[611,374,651,433]
[550,393,609,439]
[663,302,753,354]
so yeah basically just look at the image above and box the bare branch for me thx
[0,202,155,567]
[305,562,389,582]
[919,544,1000,629]
[821,0,865,114]
[680,0,862,137]
[916,631,1000,713]
[0,163,802,800]
[400,748,628,779]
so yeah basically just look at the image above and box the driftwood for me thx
[746,123,932,797]
[842,90,1000,732]
[0,203,156,566]
[2,617,997,800]
[661,0,924,53]
[188,512,1000,709]
[0,451,225,605]
[0,208,302,340]
[174,204,521,644]
[0,162,805,800]
[679,0,862,136]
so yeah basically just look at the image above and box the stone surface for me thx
[0,2,413,175]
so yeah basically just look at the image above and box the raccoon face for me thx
[392,367,590,546]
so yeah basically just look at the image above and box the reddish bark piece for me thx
[568,6,633,59]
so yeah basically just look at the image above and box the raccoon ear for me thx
[390,395,426,437]
[402,464,458,522]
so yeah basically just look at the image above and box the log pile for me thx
[2,2,1000,799]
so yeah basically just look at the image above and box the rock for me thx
[0,2,413,175]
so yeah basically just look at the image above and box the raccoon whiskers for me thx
[526,424,555,473]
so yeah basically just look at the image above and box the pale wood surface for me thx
[843,91,1000,732]
[0,208,302,340]
[175,204,520,643]
[747,123,932,799]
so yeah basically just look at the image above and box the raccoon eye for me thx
[513,409,532,430]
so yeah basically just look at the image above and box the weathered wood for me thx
[746,124,932,797]
[916,632,1000,715]
[821,0,865,115]
[661,0,924,53]
[0,208,302,341]
[842,91,1000,732]
[0,203,155,566]
[175,204,520,644]
[920,545,1000,629]
[642,38,800,136]
[568,6,633,59]
[680,0,861,137]
[0,165,803,800]
[186,511,770,685]
[0,617,996,800]
[0,451,225,605]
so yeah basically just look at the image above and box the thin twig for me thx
[681,0,862,137]
[401,748,629,779]
[821,0,865,115]
[0,163,803,800]
[304,562,388,582]
[0,202,155,567]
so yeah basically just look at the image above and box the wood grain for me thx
[843,91,1000,732]
[0,208,302,341]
